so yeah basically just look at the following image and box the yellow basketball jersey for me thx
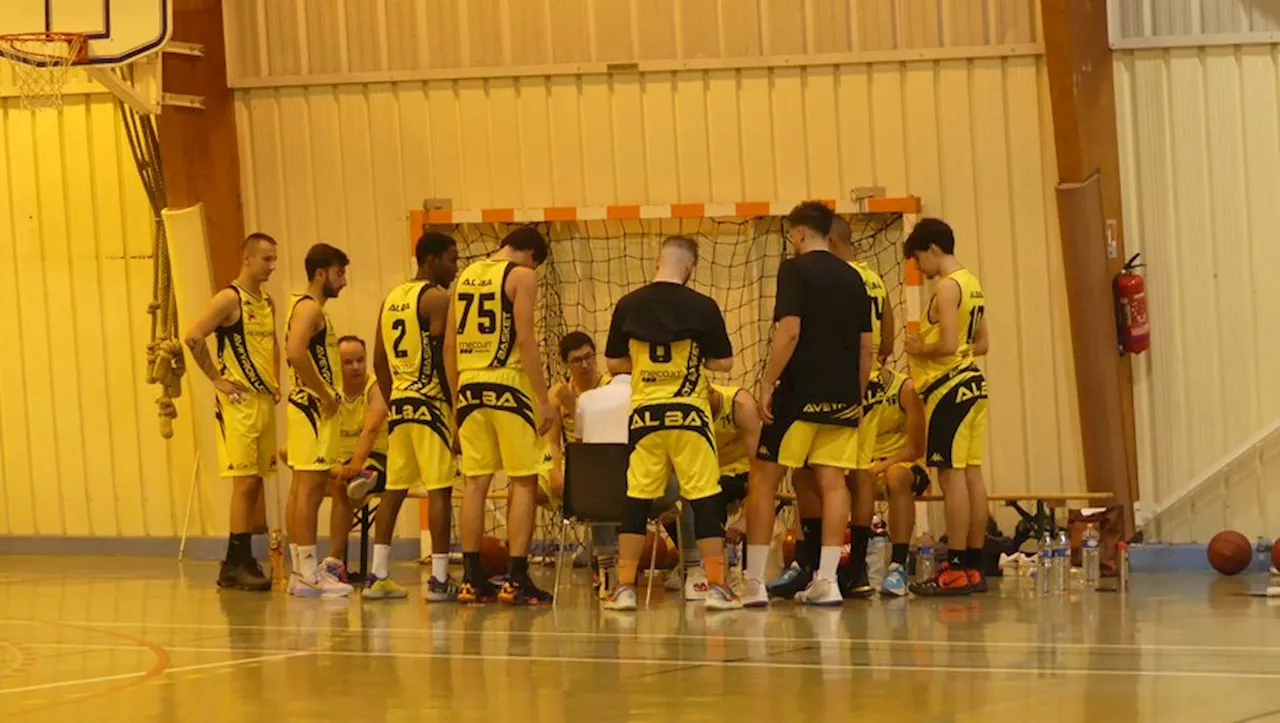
[871,369,910,458]
[629,338,708,407]
[215,282,277,395]
[453,258,521,373]
[560,373,611,443]
[286,293,340,399]
[380,280,447,400]
[851,261,887,375]
[711,384,750,475]
[910,268,985,393]
[338,376,389,460]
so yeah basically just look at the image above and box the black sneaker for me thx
[837,566,876,600]
[766,563,813,600]
[457,578,499,604]
[217,560,238,588]
[235,558,272,591]
[498,578,554,606]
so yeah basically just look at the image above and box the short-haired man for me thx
[284,243,353,597]
[601,235,742,611]
[742,201,873,607]
[903,218,990,596]
[183,232,280,591]
[546,330,611,501]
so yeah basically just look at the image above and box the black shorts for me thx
[719,472,748,506]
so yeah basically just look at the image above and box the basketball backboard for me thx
[0,0,173,112]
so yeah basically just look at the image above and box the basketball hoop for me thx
[0,32,88,111]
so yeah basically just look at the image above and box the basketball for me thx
[639,530,677,571]
[479,536,509,579]
[1207,530,1253,575]
[1272,538,1280,571]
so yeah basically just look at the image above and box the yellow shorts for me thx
[854,380,885,470]
[387,394,456,491]
[757,398,861,470]
[536,448,556,502]
[872,456,931,497]
[627,401,720,501]
[214,391,277,478]
[923,369,988,469]
[456,367,546,478]
[286,391,342,472]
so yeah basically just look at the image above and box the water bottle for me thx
[1054,528,1070,592]
[1082,523,1101,589]
[916,533,935,583]
[1037,529,1054,596]
[867,535,889,589]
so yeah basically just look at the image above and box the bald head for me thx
[655,235,697,284]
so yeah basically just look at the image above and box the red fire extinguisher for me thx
[1114,253,1150,356]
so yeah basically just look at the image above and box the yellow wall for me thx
[1115,44,1280,539]
[234,54,1085,502]
[0,92,208,537]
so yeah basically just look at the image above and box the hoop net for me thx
[0,32,87,110]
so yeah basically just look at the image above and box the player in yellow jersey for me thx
[316,336,390,586]
[184,233,279,592]
[545,331,612,503]
[370,231,460,601]
[743,202,873,608]
[601,235,742,612]
[445,227,555,605]
[903,218,990,596]
[284,243,353,597]
[866,367,928,597]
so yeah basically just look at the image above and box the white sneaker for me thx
[316,566,353,597]
[664,569,683,592]
[703,583,743,611]
[684,566,709,601]
[998,552,1021,570]
[795,577,843,607]
[601,584,638,611]
[346,470,379,502]
[741,577,769,608]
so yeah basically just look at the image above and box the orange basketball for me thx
[479,536,509,578]
[1271,538,1280,571]
[1207,530,1252,576]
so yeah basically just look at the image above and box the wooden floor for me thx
[1,557,1279,722]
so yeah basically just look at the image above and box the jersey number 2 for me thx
[391,319,409,359]
[457,292,498,334]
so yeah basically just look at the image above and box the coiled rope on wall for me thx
[118,98,183,439]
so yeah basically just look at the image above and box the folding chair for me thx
[556,442,665,606]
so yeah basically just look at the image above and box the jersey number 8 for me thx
[457,292,498,334]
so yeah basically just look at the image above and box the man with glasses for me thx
[544,331,612,502]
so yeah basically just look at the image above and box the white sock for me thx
[372,544,391,580]
[431,553,449,581]
[299,545,318,576]
[818,546,841,581]
[747,545,769,581]
[289,543,299,572]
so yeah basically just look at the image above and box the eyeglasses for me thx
[567,352,596,366]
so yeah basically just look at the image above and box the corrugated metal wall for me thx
[1115,44,1280,540]
[1110,0,1280,45]
[225,0,1042,85]
[0,94,207,537]
[235,55,1086,503]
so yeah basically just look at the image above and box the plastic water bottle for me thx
[1037,529,1054,596]
[916,533,935,583]
[1082,523,1101,589]
[867,535,889,589]
[1054,528,1070,592]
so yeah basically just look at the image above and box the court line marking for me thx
[0,651,308,696]
[5,643,1278,681]
[14,618,1280,656]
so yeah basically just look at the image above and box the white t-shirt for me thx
[576,374,631,444]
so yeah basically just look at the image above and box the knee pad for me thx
[690,494,727,540]
[621,496,651,536]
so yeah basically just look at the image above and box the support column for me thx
[156,0,244,287]
[1041,0,1138,537]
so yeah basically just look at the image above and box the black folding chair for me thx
[556,442,666,605]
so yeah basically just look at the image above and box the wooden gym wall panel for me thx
[0,97,204,538]
[233,56,1086,509]
[223,0,1041,86]
[1114,45,1280,540]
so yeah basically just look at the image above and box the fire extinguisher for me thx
[1114,252,1150,356]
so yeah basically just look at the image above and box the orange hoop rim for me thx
[0,31,89,65]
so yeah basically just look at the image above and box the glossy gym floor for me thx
[1,556,1278,722]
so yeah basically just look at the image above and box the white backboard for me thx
[0,0,170,66]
